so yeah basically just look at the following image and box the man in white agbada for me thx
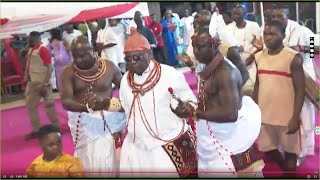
[209,8,228,32]
[181,9,194,52]
[272,7,319,165]
[60,36,126,177]
[119,28,198,178]
[224,5,262,93]
[96,20,125,73]
[192,23,264,178]
[107,19,127,73]
[62,24,82,47]
[108,19,126,55]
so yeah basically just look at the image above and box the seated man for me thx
[26,125,83,178]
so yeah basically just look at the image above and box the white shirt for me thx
[300,26,319,46]
[62,29,82,47]
[109,24,126,54]
[181,16,194,46]
[225,20,261,60]
[120,61,197,150]
[119,19,130,36]
[41,31,51,46]
[209,12,227,33]
[124,19,138,34]
[299,26,318,80]
[281,21,317,79]
[283,19,303,47]
[210,12,238,48]
[96,27,125,68]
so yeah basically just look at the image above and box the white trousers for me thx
[300,98,316,157]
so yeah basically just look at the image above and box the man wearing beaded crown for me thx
[60,36,126,177]
[119,27,198,178]
[192,22,264,177]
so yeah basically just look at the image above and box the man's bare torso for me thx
[66,61,116,104]
[202,59,243,111]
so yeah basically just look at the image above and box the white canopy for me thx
[0,2,149,39]
[1,2,149,19]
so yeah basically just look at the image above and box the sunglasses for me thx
[124,53,145,62]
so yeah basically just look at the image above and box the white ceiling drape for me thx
[0,2,149,39]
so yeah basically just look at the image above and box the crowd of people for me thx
[16,3,319,178]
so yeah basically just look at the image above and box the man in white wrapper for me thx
[191,23,264,177]
[60,36,126,177]
[119,28,198,178]
[272,7,319,165]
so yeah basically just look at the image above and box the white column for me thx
[296,2,299,23]
[316,2,320,34]
[260,2,264,24]
[253,2,257,14]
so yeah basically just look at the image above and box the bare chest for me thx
[203,77,219,98]
[73,73,114,103]
[198,76,219,110]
